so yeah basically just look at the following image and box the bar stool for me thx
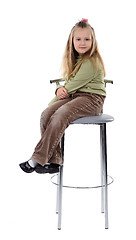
[50,79,114,230]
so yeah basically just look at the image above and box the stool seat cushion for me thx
[71,114,114,124]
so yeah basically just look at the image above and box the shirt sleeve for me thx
[64,60,95,94]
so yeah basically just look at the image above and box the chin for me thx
[79,51,87,55]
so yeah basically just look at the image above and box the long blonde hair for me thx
[61,20,106,79]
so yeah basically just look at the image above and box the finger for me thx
[62,88,68,94]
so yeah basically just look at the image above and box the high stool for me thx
[50,79,114,230]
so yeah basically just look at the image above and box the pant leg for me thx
[39,98,71,165]
[40,98,71,136]
[31,93,105,166]
[48,144,62,165]
[31,97,72,165]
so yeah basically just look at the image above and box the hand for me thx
[56,87,69,100]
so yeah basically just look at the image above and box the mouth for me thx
[79,47,86,50]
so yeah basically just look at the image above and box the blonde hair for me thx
[61,20,106,79]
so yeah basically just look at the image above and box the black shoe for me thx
[35,163,60,174]
[19,161,35,173]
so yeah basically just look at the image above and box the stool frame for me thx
[50,79,114,230]
[56,121,111,230]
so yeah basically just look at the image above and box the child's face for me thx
[73,27,92,55]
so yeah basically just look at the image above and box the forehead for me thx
[74,27,91,37]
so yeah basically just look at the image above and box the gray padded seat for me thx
[72,114,114,124]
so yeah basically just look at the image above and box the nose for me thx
[80,39,85,45]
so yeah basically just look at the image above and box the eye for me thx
[85,38,90,41]
[77,38,81,41]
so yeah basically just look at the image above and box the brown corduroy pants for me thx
[31,92,105,166]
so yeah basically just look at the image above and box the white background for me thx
[0,0,136,239]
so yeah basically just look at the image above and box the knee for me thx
[40,107,51,128]
[40,110,46,124]
[50,107,69,128]
[40,109,46,120]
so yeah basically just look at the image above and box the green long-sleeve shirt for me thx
[48,57,106,105]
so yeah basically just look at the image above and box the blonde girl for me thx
[20,19,106,173]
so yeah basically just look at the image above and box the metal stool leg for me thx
[56,172,59,214]
[58,165,63,230]
[102,123,109,229]
[57,134,65,230]
[100,125,104,213]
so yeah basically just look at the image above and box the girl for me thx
[20,18,106,174]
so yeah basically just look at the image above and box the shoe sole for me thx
[35,168,59,174]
